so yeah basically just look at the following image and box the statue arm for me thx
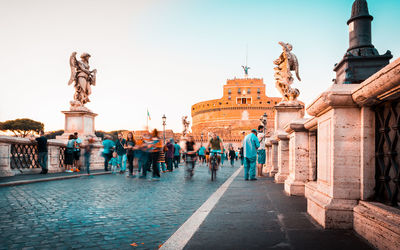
[68,52,78,85]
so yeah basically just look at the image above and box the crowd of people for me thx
[31,125,268,181]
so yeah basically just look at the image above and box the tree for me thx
[45,130,64,139]
[0,118,44,137]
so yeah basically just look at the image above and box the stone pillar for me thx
[308,131,317,181]
[274,133,289,183]
[284,119,309,196]
[0,142,13,177]
[306,84,361,229]
[265,140,272,174]
[269,139,278,177]
[274,102,305,132]
[360,106,375,200]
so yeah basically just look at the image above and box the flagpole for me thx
[146,108,149,132]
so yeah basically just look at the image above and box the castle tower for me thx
[334,0,392,84]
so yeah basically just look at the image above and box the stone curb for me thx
[0,172,111,187]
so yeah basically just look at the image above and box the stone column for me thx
[308,131,317,181]
[284,119,309,196]
[0,141,13,177]
[269,139,279,177]
[274,133,289,183]
[265,140,272,174]
[306,84,361,229]
[47,140,67,173]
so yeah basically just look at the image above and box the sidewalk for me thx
[0,169,110,187]
[184,171,374,250]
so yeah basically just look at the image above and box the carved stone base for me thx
[284,178,305,196]
[307,188,357,229]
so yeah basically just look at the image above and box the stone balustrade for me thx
[0,136,104,176]
[265,57,400,249]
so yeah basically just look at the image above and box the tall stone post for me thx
[269,139,279,177]
[284,119,309,195]
[0,142,12,177]
[273,102,304,183]
[274,133,289,183]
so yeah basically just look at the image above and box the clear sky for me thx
[0,0,399,133]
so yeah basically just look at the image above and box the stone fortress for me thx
[191,77,281,146]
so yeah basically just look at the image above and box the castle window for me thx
[257,95,260,100]
[228,89,231,94]
[228,95,231,100]
[247,88,251,94]
[257,88,260,94]
[267,101,270,104]
[238,88,241,94]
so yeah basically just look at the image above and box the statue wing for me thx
[68,52,78,86]
[291,53,301,81]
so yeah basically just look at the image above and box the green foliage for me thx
[45,130,64,139]
[0,118,44,137]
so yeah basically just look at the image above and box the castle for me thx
[191,77,281,146]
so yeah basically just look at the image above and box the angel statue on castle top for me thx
[68,52,97,109]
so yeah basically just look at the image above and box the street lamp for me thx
[260,112,268,144]
[162,114,166,144]
[201,132,204,146]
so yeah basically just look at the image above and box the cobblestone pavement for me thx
[0,162,239,250]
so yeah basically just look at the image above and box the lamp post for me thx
[201,132,204,146]
[260,112,268,144]
[162,114,166,144]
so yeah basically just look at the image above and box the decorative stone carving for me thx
[182,116,190,136]
[273,42,301,102]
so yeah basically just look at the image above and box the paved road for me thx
[185,172,373,250]
[0,162,239,250]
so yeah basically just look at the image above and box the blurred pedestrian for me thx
[73,132,82,172]
[30,130,48,174]
[173,141,181,168]
[149,129,162,179]
[166,138,174,172]
[84,137,94,175]
[229,146,236,167]
[115,132,127,174]
[64,134,75,172]
[102,135,115,171]
[158,143,167,173]
[243,129,260,181]
[125,132,136,177]
[198,144,206,165]
[257,125,266,177]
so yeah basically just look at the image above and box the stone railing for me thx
[265,57,400,250]
[0,136,104,177]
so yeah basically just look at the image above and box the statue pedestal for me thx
[57,110,98,140]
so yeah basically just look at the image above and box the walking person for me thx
[243,129,260,181]
[64,134,75,172]
[84,137,94,175]
[166,138,174,172]
[229,146,236,167]
[73,132,82,172]
[30,131,48,174]
[115,132,127,174]
[158,143,167,173]
[198,144,206,165]
[173,141,181,168]
[184,135,197,178]
[125,132,136,177]
[257,125,266,177]
[149,129,162,179]
[102,135,115,171]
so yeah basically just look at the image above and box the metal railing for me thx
[374,100,400,207]
[10,143,40,169]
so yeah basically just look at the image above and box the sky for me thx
[0,0,399,133]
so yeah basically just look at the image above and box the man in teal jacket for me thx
[243,129,260,180]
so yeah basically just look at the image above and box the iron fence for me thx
[10,143,40,169]
[374,100,400,207]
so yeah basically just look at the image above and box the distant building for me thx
[191,77,280,148]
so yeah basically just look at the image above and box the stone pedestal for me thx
[284,119,309,196]
[274,102,305,132]
[306,84,361,229]
[269,139,278,177]
[57,110,98,140]
[274,133,289,183]
[0,142,13,176]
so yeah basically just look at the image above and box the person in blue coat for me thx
[243,129,260,180]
